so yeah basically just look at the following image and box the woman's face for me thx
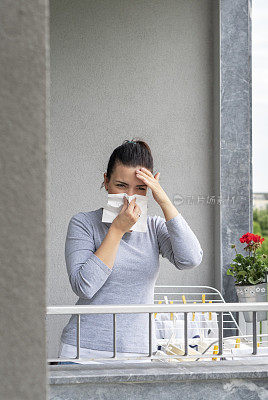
[104,163,148,196]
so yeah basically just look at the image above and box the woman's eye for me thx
[116,184,145,191]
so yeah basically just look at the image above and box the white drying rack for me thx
[153,285,268,362]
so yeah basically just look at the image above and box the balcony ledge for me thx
[49,359,268,385]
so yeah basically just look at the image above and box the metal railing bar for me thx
[112,313,116,358]
[46,302,268,315]
[184,312,188,356]
[154,285,222,289]
[47,302,268,364]
[252,311,257,355]
[218,312,223,355]
[154,293,222,296]
[154,285,225,296]
[154,300,227,303]
[154,327,241,333]
[148,313,152,357]
[76,314,80,359]
[48,352,268,364]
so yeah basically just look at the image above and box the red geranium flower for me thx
[239,232,265,246]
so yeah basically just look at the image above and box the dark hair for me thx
[100,138,154,189]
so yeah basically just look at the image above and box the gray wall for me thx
[47,0,217,358]
[0,0,48,399]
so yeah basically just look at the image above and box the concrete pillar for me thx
[0,1,49,399]
[219,0,252,334]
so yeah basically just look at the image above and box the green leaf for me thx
[236,271,247,280]
[226,268,234,276]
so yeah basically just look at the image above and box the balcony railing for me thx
[47,302,268,364]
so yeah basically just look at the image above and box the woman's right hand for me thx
[110,197,141,235]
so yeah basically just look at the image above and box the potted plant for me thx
[227,232,268,322]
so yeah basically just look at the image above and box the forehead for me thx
[112,164,146,184]
[112,164,142,178]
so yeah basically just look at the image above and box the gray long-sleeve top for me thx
[60,207,203,354]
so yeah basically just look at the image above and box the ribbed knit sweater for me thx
[60,207,203,353]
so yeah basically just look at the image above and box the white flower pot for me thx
[235,282,268,322]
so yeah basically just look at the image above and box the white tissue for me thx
[102,193,148,232]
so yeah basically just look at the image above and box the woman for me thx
[58,139,203,364]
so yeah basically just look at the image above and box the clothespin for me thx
[162,296,169,320]
[192,301,196,321]
[235,338,240,348]
[154,300,162,318]
[170,300,173,320]
[212,344,218,361]
[209,300,212,320]
[202,294,205,314]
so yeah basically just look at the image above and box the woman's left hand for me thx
[135,167,170,206]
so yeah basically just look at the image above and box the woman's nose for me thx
[126,189,137,197]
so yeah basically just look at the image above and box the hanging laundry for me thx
[154,294,201,342]
[197,310,218,339]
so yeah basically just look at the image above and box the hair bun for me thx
[100,138,154,190]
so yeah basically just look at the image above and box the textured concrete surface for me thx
[0,1,48,399]
[49,360,268,384]
[220,0,252,302]
[219,0,252,337]
[49,361,268,400]
[49,380,268,400]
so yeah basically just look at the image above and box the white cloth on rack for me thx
[225,344,268,362]
[154,313,200,340]
[154,311,218,340]
[197,311,219,339]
